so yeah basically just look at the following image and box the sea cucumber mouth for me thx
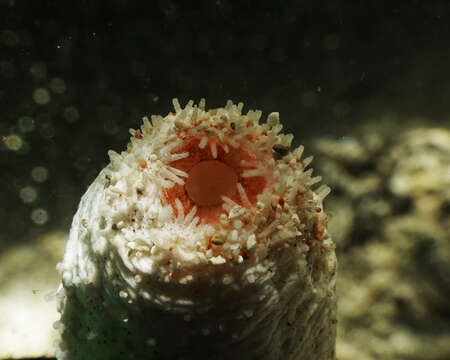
[163,135,268,224]
[185,160,237,206]
[105,98,331,271]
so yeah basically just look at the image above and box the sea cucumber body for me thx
[56,100,337,359]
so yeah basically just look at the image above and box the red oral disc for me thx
[185,160,237,207]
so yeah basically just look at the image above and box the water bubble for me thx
[29,62,47,80]
[18,116,35,133]
[17,140,31,155]
[324,34,340,51]
[39,122,55,139]
[20,186,37,203]
[50,77,66,94]
[64,106,79,123]
[33,88,51,105]
[31,208,49,225]
[31,166,49,182]
[3,134,23,151]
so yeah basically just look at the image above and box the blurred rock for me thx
[0,231,65,359]
[388,128,450,203]
[314,127,450,360]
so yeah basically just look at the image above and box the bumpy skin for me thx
[56,100,337,360]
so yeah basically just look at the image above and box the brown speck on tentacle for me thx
[272,144,290,159]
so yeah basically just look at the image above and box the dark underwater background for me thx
[0,1,449,359]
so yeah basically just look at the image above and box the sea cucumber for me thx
[55,99,337,360]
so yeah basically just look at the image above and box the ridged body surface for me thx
[56,100,337,360]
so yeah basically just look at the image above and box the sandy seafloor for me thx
[0,1,449,359]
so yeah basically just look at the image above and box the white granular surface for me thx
[56,99,337,360]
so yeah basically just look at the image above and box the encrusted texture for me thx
[56,99,337,360]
